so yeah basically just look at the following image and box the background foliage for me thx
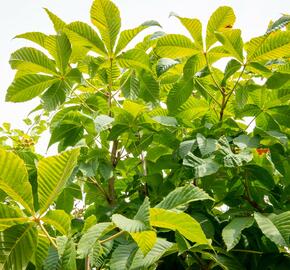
[0,0,290,269]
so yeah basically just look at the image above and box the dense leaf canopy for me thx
[0,0,290,269]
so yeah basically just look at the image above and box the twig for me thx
[99,231,125,244]
[39,222,57,249]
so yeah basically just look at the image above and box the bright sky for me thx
[0,0,289,134]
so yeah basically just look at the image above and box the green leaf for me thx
[34,235,50,270]
[156,58,180,77]
[0,149,34,213]
[117,49,150,71]
[130,238,176,269]
[150,208,209,245]
[138,70,159,103]
[56,237,76,270]
[246,31,290,62]
[155,34,198,58]
[37,148,80,214]
[183,53,206,80]
[0,203,28,231]
[155,185,213,210]
[42,210,71,235]
[90,0,121,53]
[206,6,236,49]
[6,74,57,102]
[115,20,161,54]
[15,32,48,48]
[215,29,244,62]
[171,14,203,49]
[130,231,157,256]
[183,152,220,178]
[167,79,193,114]
[112,215,148,233]
[222,59,241,86]
[222,217,254,251]
[109,243,137,270]
[65,21,107,56]
[254,212,290,247]
[152,116,178,127]
[266,15,290,34]
[41,81,67,111]
[112,198,151,233]
[77,222,112,258]
[0,223,37,270]
[44,8,66,32]
[196,133,218,157]
[10,47,57,75]
[266,72,290,89]
[45,33,72,74]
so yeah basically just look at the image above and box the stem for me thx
[224,64,246,107]
[219,93,226,121]
[85,256,90,270]
[88,177,111,204]
[242,173,263,212]
[231,249,263,255]
[39,222,57,249]
[204,52,224,94]
[195,79,221,107]
[108,140,119,205]
[140,150,149,196]
[99,231,125,244]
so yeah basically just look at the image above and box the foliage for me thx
[1,0,290,269]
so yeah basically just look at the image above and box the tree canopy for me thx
[0,0,290,269]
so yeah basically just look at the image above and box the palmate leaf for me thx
[42,210,71,235]
[37,148,80,214]
[115,20,161,54]
[183,152,220,178]
[90,0,121,53]
[156,58,180,77]
[41,81,67,111]
[112,198,151,233]
[56,237,76,270]
[34,235,50,270]
[10,47,57,75]
[254,212,290,247]
[167,78,194,114]
[130,231,157,255]
[206,6,236,49]
[45,33,72,75]
[171,13,203,49]
[77,222,112,258]
[222,217,254,251]
[117,49,150,71]
[65,21,107,56]
[150,208,209,246]
[110,238,175,270]
[183,53,206,80]
[109,243,137,270]
[0,204,28,231]
[138,70,159,103]
[0,149,34,213]
[155,34,198,58]
[44,8,66,32]
[215,29,244,62]
[15,32,48,48]
[130,238,176,270]
[245,31,290,62]
[155,185,213,210]
[6,74,58,102]
[0,223,37,270]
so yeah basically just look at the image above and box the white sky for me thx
[0,0,289,141]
